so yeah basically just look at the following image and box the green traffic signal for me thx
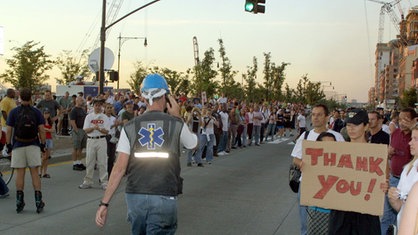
[245,0,254,12]
[245,0,265,14]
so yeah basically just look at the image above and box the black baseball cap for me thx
[346,109,368,125]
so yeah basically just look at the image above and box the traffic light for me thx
[245,0,266,14]
[245,0,255,12]
[109,70,119,82]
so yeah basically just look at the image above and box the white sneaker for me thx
[79,183,92,189]
[218,151,226,156]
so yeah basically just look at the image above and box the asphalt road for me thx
[0,137,300,235]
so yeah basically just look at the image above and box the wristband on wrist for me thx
[99,201,109,207]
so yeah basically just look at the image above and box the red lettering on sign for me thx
[313,175,338,199]
[364,178,377,201]
[314,175,365,200]
[369,157,384,176]
[305,147,384,175]
[324,152,336,166]
[356,157,368,172]
[337,154,354,169]
[335,179,362,196]
[305,148,323,166]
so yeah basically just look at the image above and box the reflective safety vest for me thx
[124,111,184,196]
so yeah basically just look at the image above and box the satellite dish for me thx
[88,47,115,73]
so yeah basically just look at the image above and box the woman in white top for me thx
[194,107,217,164]
[245,106,254,146]
[388,124,418,228]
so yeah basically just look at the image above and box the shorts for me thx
[72,129,87,149]
[45,139,53,149]
[11,145,41,168]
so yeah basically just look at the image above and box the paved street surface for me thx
[0,136,300,235]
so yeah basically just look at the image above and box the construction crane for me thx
[368,0,403,43]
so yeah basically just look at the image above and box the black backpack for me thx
[15,106,38,141]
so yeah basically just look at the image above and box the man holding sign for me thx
[291,104,344,235]
[301,109,388,234]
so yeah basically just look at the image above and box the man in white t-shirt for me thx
[291,104,345,235]
[95,74,198,234]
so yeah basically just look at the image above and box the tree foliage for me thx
[127,61,148,95]
[286,74,325,105]
[55,49,90,85]
[399,87,417,109]
[192,47,218,98]
[244,57,258,102]
[0,41,53,90]
[218,39,238,95]
[149,66,189,96]
[126,39,332,105]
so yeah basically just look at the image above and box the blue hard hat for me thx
[140,74,170,94]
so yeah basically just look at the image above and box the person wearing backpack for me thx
[6,87,46,213]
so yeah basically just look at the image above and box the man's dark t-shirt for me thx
[70,107,87,129]
[368,129,390,145]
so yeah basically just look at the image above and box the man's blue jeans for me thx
[196,133,215,162]
[217,131,228,153]
[380,175,399,235]
[125,193,177,235]
[298,183,307,235]
[253,125,261,145]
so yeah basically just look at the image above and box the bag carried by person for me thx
[15,106,38,142]
[288,130,309,193]
[289,164,301,193]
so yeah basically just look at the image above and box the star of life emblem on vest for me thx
[138,123,165,150]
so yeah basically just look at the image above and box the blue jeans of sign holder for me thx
[380,175,399,235]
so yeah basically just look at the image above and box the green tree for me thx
[262,52,272,100]
[127,61,148,95]
[55,49,90,85]
[149,66,190,96]
[283,84,296,103]
[0,41,54,90]
[261,53,290,101]
[192,48,218,98]
[218,39,237,95]
[244,57,258,102]
[293,74,325,105]
[270,62,289,101]
[399,87,417,108]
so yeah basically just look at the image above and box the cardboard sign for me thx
[300,140,388,216]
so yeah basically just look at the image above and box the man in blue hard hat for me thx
[96,74,198,234]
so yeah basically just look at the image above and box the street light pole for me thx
[99,0,106,95]
[117,33,147,90]
[99,0,161,94]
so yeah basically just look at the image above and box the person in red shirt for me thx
[381,107,417,234]
[40,108,54,178]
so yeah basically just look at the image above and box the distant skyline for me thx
[1,0,418,102]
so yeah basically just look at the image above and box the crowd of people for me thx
[2,73,418,233]
[291,104,418,235]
